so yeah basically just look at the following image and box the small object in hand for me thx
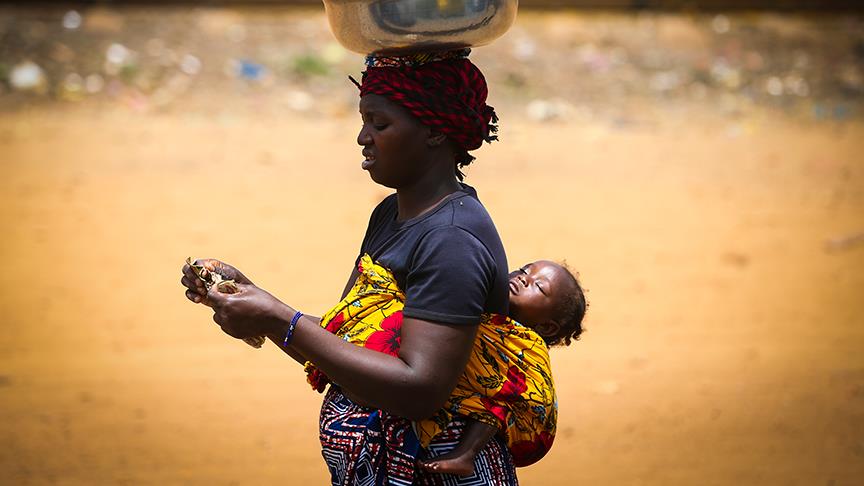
[186,257,266,349]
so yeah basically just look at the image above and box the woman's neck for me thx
[395,174,463,223]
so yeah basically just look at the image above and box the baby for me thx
[419,260,587,476]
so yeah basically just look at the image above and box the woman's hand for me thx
[180,258,287,339]
[181,258,254,304]
[205,284,288,340]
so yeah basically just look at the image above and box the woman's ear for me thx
[535,321,561,339]
[427,131,447,147]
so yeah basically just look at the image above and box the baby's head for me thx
[508,260,587,346]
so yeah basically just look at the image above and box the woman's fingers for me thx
[185,258,254,287]
[206,285,226,302]
[200,259,218,272]
[182,262,199,280]
[185,289,204,303]
[181,274,206,294]
[181,265,207,293]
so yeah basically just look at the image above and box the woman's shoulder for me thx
[415,190,507,274]
[374,193,398,212]
[442,188,501,248]
[367,193,398,226]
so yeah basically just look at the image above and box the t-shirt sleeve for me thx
[403,226,496,325]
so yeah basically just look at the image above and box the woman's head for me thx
[508,261,588,347]
[353,49,498,182]
[357,94,447,188]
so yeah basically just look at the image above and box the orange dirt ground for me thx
[2,11,864,486]
[2,105,862,485]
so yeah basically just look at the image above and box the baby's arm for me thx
[419,419,498,477]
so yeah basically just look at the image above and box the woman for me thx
[181,50,516,485]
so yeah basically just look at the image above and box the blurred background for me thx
[1,1,862,485]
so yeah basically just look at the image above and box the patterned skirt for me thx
[320,387,519,486]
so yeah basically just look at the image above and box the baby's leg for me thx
[419,419,498,477]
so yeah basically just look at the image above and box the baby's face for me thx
[508,261,573,335]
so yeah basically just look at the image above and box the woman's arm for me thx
[204,284,476,420]
[264,265,360,365]
[183,259,478,419]
[265,332,310,365]
[286,312,478,419]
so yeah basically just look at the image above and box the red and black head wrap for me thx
[351,49,498,178]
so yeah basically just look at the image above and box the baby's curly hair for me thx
[544,263,588,347]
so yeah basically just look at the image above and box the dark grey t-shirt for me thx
[358,185,509,325]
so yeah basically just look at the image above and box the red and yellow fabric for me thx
[305,254,557,467]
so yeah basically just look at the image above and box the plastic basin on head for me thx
[322,0,518,55]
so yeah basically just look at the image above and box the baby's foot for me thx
[419,452,476,477]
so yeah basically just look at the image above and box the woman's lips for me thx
[362,151,375,170]
[509,280,519,295]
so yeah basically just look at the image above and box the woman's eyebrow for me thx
[362,109,389,120]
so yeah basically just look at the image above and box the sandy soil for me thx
[2,7,864,486]
[1,103,862,485]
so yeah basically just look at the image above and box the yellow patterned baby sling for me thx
[304,254,557,467]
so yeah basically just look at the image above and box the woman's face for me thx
[357,94,432,188]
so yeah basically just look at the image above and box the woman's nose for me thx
[357,125,372,146]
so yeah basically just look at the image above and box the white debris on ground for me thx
[0,7,861,124]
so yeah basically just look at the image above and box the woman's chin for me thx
[366,169,394,188]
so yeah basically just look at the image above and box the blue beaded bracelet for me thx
[283,311,303,347]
